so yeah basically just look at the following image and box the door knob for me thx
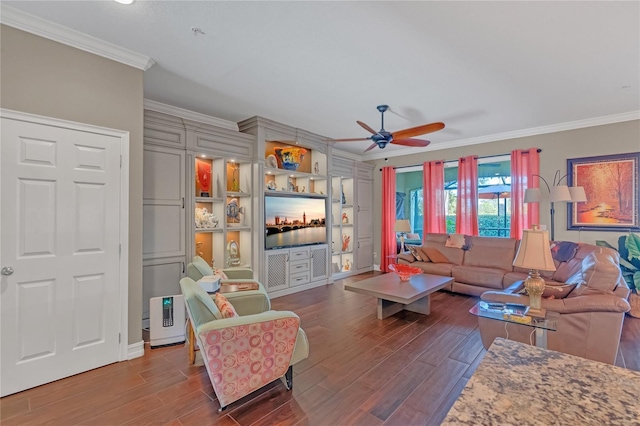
[2,266,14,276]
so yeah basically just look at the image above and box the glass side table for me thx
[470,302,560,349]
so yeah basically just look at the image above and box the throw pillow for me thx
[214,293,238,318]
[407,245,423,261]
[445,234,466,249]
[407,233,420,240]
[422,247,449,264]
[397,252,417,263]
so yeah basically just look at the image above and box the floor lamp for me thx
[524,171,586,241]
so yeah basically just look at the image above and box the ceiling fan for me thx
[332,105,445,152]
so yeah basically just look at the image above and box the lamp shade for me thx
[569,186,587,202]
[513,228,556,272]
[549,185,572,202]
[395,219,411,233]
[524,188,542,203]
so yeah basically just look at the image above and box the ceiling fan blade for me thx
[329,137,371,142]
[363,142,378,152]
[391,138,431,147]
[357,120,378,135]
[392,122,445,140]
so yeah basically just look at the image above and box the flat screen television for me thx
[265,194,327,250]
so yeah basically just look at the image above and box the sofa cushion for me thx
[423,233,464,265]
[214,293,238,318]
[464,236,518,271]
[422,247,449,263]
[452,265,507,289]
[445,234,466,248]
[569,252,621,297]
[406,245,423,261]
[552,244,618,283]
[503,271,563,288]
[412,261,454,277]
[398,251,417,263]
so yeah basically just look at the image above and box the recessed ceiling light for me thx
[113,0,134,4]
[200,154,206,158]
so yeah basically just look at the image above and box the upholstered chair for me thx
[179,277,309,412]
[185,256,271,363]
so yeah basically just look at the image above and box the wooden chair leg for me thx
[188,319,196,365]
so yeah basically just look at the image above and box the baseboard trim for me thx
[127,340,145,360]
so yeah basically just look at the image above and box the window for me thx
[397,156,512,238]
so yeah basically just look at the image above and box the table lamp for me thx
[512,226,556,317]
[395,219,411,253]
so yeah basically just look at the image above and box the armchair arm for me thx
[481,291,630,314]
[541,295,630,314]
[481,291,529,305]
[222,268,254,280]
[218,280,270,315]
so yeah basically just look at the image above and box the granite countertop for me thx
[442,338,640,425]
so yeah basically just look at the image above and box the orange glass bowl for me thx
[388,264,423,281]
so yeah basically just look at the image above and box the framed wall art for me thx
[567,152,640,231]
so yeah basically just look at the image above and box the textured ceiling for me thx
[4,1,639,159]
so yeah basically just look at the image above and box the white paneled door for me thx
[1,112,125,397]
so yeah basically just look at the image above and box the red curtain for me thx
[510,148,540,238]
[456,156,479,235]
[381,166,396,272]
[423,160,446,235]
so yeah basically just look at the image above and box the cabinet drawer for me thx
[290,247,310,261]
[290,259,310,274]
[290,271,310,287]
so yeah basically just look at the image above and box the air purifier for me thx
[149,294,186,348]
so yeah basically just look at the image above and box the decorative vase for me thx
[274,147,307,171]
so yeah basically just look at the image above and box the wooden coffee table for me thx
[344,273,453,319]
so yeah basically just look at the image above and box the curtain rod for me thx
[379,148,542,171]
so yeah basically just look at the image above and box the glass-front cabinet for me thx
[263,140,328,196]
[191,154,252,269]
[331,175,355,277]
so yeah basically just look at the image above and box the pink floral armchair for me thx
[179,277,309,411]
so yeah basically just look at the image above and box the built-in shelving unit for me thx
[331,175,355,276]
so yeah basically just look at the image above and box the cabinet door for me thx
[356,179,372,240]
[356,239,373,272]
[143,145,186,259]
[265,250,289,293]
[310,245,329,281]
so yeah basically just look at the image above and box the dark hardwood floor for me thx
[2,272,639,425]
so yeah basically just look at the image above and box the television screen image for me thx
[265,195,327,250]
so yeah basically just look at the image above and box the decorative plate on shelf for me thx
[226,198,239,219]
[266,154,278,169]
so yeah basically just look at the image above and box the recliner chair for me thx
[185,256,271,363]
[179,277,309,412]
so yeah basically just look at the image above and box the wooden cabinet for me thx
[355,164,374,273]
[238,116,332,296]
[142,107,256,327]
[264,245,329,297]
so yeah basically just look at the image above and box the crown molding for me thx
[363,110,640,161]
[143,100,239,131]
[331,147,365,162]
[0,5,155,71]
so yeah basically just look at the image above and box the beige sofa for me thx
[398,233,623,297]
[480,251,630,364]
[398,233,631,364]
